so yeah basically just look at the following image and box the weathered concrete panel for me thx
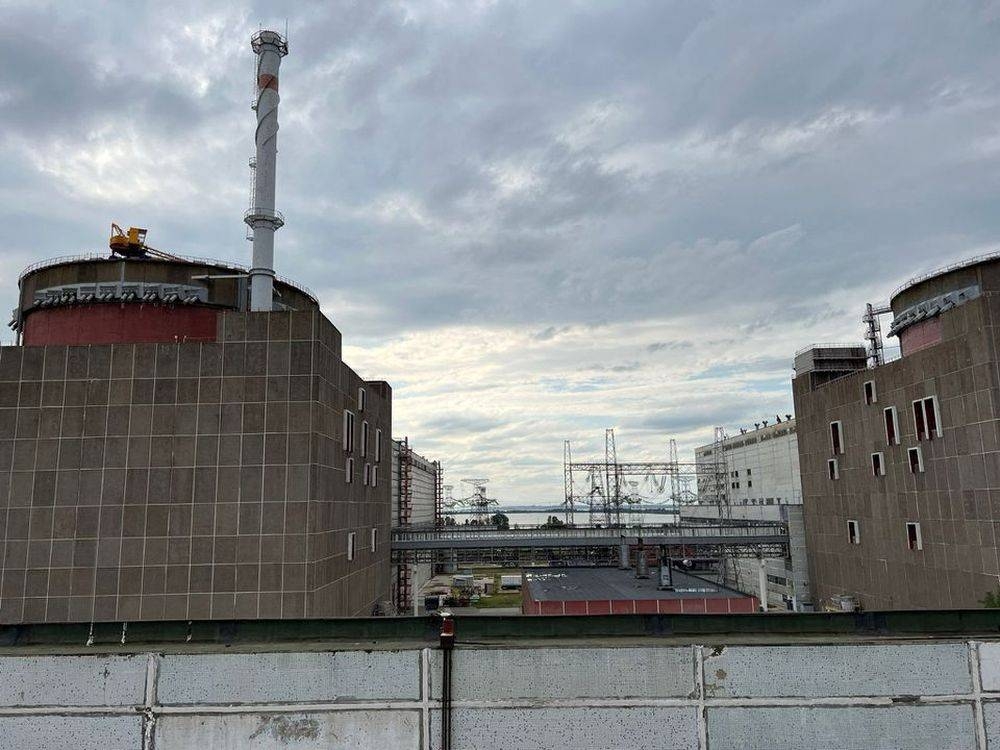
[977,643,1000,691]
[981,701,1000,747]
[432,707,698,749]
[0,715,141,750]
[155,710,421,749]
[431,647,695,699]
[704,644,971,697]
[0,654,147,706]
[708,705,976,750]
[157,651,419,704]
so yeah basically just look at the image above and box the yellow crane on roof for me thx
[109,223,183,261]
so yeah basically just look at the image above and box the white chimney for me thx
[245,30,288,311]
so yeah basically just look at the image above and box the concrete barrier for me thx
[1,638,1000,748]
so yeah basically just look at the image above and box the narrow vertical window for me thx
[343,410,355,452]
[908,446,924,473]
[864,380,877,405]
[912,400,926,441]
[345,457,354,484]
[363,463,371,486]
[372,465,378,488]
[828,458,839,480]
[347,532,356,561]
[361,421,369,457]
[847,520,860,545]
[375,428,382,462]
[925,397,938,437]
[884,407,899,445]
[370,528,378,552]
[358,387,366,412]
[830,421,844,455]
[906,522,922,550]
[913,396,941,441]
[871,452,885,477]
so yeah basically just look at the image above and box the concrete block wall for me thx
[793,289,1000,610]
[0,308,391,623]
[5,639,1000,748]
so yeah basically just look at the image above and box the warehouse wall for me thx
[4,639,1000,749]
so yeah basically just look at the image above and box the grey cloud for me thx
[531,325,570,341]
[422,414,505,434]
[647,341,693,353]
[1,1,998,499]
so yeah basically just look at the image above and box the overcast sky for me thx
[1,1,998,505]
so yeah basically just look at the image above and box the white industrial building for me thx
[391,439,440,614]
[691,419,812,610]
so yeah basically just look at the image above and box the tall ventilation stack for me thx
[245,30,289,311]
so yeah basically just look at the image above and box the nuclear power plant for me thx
[0,31,393,623]
[3,16,1000,750]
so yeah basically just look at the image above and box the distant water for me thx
[445,511,679,528]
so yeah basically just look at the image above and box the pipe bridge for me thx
[390,522,788,564]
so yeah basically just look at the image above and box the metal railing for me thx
[392,522,787,543]
[793,342,867,357]
[889,249,1000,301]
[243,207,286,226]
[17,252,317,303]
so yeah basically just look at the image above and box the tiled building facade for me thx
[0,309,391,623]
[794,256,1000,610]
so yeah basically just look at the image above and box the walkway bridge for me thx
[390,522,788,564]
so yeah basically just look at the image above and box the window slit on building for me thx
[913,396,941,441]
[871,452,884,477]
[847,520,860,545]
[884,407,896,445]
[343,410,355,453]
[864,380,877,405]
[830,421,844,455]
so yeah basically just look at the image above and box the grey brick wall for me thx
[0,309,391,623]
[793,288,1000,610]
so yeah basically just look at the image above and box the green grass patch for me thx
[472,591,522,609]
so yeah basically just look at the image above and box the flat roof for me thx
[525,566,749,601]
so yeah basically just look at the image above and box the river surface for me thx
[444,511,680,527]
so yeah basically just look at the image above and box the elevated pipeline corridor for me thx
[390,522,788,564]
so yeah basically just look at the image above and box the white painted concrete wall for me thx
[2,640,1000,748]
[695,420,802,505]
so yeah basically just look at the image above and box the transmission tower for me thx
[712,426,730,520]
[564,429,718,526]
[563,440,575,525]
[605,428,622,527]
[668,438,681,505]
[459,478,499,524]
[586,470,604,526]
